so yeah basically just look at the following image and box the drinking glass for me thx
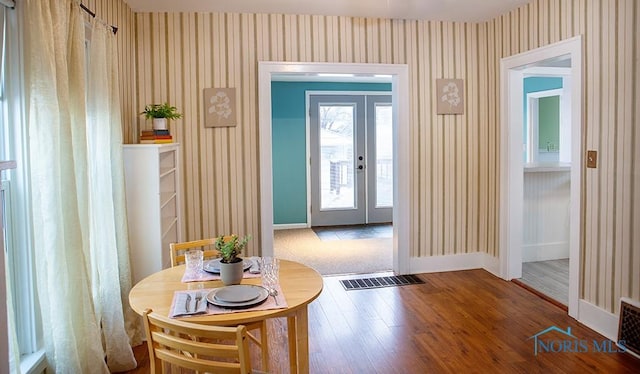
[260,257,280,290]
[185,249,204,277]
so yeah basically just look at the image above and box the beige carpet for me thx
[273,228,393,275]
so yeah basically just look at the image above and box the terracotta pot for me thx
[219,259,244,285]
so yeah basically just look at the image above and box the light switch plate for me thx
[586,150,597,168]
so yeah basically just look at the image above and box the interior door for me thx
[310,95,366,226]
[309,94,392,226]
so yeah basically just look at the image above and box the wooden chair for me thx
[143,308,257,373]
[170,238,224,267]
[169,238,269,371]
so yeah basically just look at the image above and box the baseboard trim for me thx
[273,223,308,230]
[522,241,569,262]
[409,252,489,274]
[482,253,501,278]
[578,299,619,341]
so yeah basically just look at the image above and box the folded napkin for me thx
[249,256,261,274]
[169,290,208,318]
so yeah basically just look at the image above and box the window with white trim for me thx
[1,1,44,372]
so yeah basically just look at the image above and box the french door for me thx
[309,94,392,226]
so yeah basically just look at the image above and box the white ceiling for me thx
[123,0,531,22]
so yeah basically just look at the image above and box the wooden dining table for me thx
[128,259,323,374]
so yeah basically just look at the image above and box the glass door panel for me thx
[319,105,355,210]
[366,95,393,223]
[310,95,365,226]
[375,104,393,208]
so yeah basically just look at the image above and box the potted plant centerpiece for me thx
[140,103,182,130]
[215,234,251,285]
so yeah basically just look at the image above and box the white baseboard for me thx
[522,241,569,262]
[578,299,619,341]
[409,252,492,274]
[273,223,309,230]
[482,253,501,278]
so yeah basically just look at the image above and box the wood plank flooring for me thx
[123,269,640,373]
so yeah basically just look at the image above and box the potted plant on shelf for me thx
[215,234,251,285]
[140,103,182,130]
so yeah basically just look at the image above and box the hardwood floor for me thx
[124,269,640,373]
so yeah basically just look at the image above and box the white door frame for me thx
[258,62,410,274]
[499,35,583,318]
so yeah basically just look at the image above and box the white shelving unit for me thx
[123,144,182,284]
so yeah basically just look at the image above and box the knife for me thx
[185,294,192,313]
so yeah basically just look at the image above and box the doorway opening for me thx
[500,36,582,318]
[519,71,571,307]
[258,62,410,275]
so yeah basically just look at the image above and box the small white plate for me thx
[207,285,269,309]
[203,258,253,274]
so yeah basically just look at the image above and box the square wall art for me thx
[204,87,237,127]
[436,79,464,115]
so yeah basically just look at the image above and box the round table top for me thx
[128,259,324,325]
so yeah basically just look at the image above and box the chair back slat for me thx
[143,309,253,374]
[169,236,233,267]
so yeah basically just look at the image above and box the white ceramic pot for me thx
[219,259,244,285]
[152,118,167,130]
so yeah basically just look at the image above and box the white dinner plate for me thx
[206,285,269,309]
[214,285,261,303]
[203,258,253,274]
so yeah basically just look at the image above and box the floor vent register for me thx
[619,299,640,356]
[340,274,424,290]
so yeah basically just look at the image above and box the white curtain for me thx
[85,17,140,371]
[24,0,138,372]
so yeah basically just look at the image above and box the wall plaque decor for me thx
[204,87,237,127]
[436,79,464,115]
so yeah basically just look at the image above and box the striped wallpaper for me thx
[493,0,639,316]
[105,0,638,314]
[130,13,498,261]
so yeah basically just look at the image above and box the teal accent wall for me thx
[272,81,391,225]
[538,95,560,151]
